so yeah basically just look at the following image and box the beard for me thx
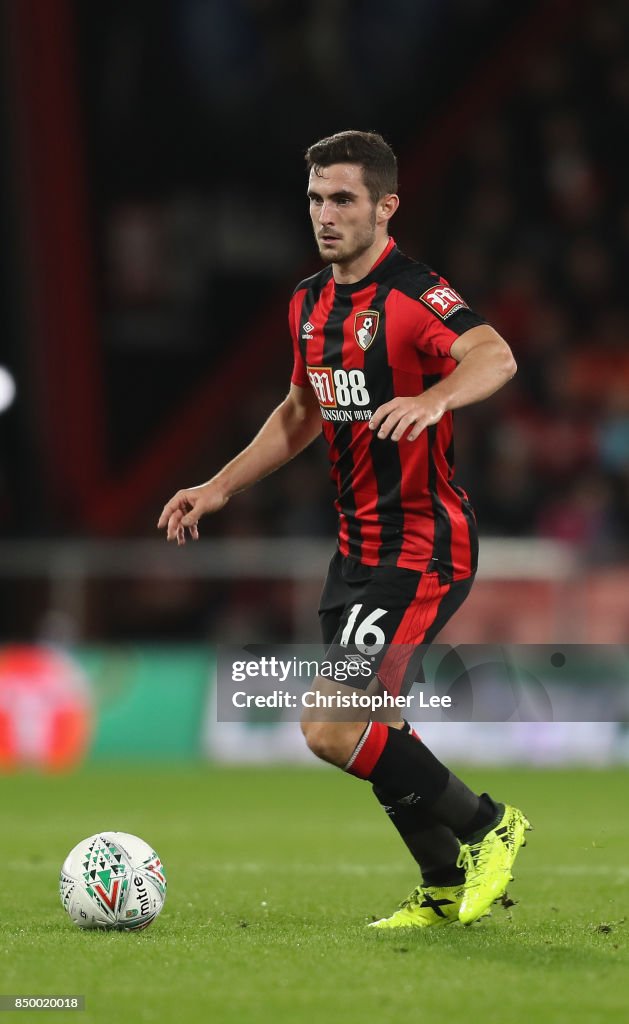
[315,213,377,266]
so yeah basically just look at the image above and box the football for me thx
[59,831,167,931]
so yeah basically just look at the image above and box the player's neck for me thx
[332,235,391,286]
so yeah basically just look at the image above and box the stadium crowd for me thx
[2,1,628,642]
[197,1,629,561]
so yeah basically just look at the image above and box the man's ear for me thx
[378,193,399,225]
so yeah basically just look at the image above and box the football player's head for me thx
[306,130,399,266]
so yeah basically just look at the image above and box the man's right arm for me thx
[157,383,321,544]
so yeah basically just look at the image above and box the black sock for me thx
[458,794,502,842]
[347,721,483,835]
[429,775,489,837]
[371,722,463,884]
[423,864,466,887]
[372,784,464,885]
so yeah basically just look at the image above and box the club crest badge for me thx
[354,310,380,351]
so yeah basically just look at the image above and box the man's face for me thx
[307,163,378,266]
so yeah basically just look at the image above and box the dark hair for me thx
[305,130,398,205]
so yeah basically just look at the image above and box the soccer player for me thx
[158,131,531,928]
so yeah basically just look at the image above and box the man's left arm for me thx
[369,325,516,443]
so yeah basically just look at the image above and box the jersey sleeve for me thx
[413,274,486,358]
[288,290,309,387]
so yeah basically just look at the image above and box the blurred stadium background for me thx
[1,0,629,771]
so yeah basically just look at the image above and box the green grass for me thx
[1,765,628,1024]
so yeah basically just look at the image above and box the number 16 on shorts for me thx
[339,604,388,655]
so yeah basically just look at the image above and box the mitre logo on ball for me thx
[354,310,379,350]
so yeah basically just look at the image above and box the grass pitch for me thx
[1,764,628,1024]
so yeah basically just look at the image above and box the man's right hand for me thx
[157,482,229,545]
[156,385,321,546]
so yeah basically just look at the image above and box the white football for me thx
[59,831,167,931]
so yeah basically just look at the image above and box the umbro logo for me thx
[301,321,314,340]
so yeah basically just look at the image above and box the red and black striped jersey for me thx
[289,238,484,582]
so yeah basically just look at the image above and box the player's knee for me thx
[300,719,356,767]
[300,720,337,763]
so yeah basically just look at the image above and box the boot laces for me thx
[456,840,487,890]
[399,885,425,910]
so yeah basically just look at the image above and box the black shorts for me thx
[318,551,474,698]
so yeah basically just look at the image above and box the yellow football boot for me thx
[457,804,532,925]
[368,883,464,929]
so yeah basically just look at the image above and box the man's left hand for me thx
[369,395,446,442]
